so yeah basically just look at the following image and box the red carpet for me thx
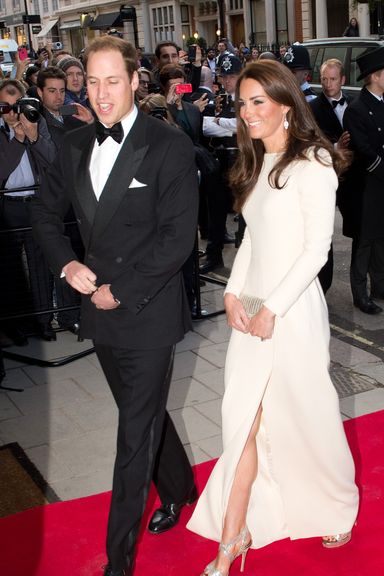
[1,411,384,576]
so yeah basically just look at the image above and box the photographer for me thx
[0,79,57,343]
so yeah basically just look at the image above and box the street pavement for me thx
[0,209,383,502]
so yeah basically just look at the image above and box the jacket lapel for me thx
[70,125,98,226]
[90,111,149,240]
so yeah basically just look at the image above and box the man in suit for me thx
[31,37,198,576]
[343,47,384,314]
[310,58,352,294]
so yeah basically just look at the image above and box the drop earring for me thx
[283,114,289,130]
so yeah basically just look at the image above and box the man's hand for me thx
[62,260,97,294]
[337,130,350,150]
[224,293,249,333]
[91,284,120,310]
[193,93,208,113]
[73,103,94,124]
[166,83,182,109]
[193,45,202,67]
[13,114,39,143]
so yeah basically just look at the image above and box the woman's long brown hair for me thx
[230,60,350,212]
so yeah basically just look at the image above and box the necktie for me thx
[332,97,346,108]
[95,121,124,145]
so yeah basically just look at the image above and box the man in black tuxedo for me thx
[343,47,384,314]
[309,58,352,294]
[31,37,198,576]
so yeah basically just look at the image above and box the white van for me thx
[0,38,18,76]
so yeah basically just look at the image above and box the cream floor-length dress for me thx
[187,150,359,549]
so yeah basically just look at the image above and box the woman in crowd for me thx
[343,17,359,37]
[187,60,359,575]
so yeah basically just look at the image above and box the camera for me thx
[148,107,168,121]
[0,97,41,123]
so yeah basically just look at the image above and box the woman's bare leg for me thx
[210,406,262,574]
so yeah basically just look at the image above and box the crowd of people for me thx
[0,24,381,575]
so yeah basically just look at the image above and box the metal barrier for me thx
[0,186,94,389]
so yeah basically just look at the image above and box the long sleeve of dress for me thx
[264,155,337,317]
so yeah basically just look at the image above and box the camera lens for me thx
[22,105,40,123]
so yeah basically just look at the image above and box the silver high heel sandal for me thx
[322,531,352,548]
[201,527,252,576]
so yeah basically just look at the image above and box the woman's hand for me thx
[224,293,249,333]
[247,305,275,340]
[166,83,182,109]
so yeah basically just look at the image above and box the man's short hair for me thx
[0,79,25,98]
[320,58,344,77]
[83,36,138,79]
[155,41,178,60]
[37,66,66,90]
[159,64,186,89]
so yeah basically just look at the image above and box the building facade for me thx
[0,1,376,56]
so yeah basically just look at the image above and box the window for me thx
[230,0,243,9]
[350,47,369,88]
[32,0,39,15]
[42,0,48,13]
[151,4,175,44]
[0,0,5,13]
[52,0,58,10]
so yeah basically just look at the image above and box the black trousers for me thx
[350,236,384,300]
[95,343,194,572]
[318,244,334,295]
[0,197,53,326]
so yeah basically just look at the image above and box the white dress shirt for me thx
[90,106,138,201]
[326,92,347,126]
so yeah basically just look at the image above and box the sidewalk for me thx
[0,211,383,502]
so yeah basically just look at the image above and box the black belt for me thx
[1,195,35,202]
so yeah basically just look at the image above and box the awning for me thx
[36,19,58,38]
[89,12,122,30]
[60,20,81,30]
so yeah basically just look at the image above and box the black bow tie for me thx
[332,97,346,108]
[95,121,124,145]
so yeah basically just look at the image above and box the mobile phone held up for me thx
[175,83,193,95]
[188,44,197,62]
[59,104,77,116]
[18,47,28,61]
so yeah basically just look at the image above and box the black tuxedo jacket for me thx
[309,92,351,143]
[31,110,199,348]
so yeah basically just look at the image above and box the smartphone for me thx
[188,45,197,62]
[175,83,193,95]
[18,47,29,61]
[59,104,77,116]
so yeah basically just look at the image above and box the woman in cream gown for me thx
[187,61,359,575]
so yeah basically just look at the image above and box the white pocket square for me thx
[129,178,147,188]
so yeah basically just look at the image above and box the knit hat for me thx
[57,57,84,74]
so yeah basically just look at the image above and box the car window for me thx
[312,48,324,83]
[350,47,369,88]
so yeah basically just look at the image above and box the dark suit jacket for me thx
[343,87,384,239]
[310,92,351,143]
[0,115,56,185]
[42,108,86,153]
[31,110,199,348]
[310,92,357,237]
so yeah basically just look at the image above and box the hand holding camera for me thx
[0,97,41,143]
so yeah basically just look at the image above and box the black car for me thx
[302,37,384,98]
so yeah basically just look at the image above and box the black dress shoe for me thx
[199,254,224,274]
[353,297,382,315]
[37,324,57,341]
[103,566,129,576]
[148,485,198,535]
[61,322,80,335]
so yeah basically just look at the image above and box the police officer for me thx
[283,44,316,102]
[343,47,384,314]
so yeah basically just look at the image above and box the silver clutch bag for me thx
[239,294,265,317]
